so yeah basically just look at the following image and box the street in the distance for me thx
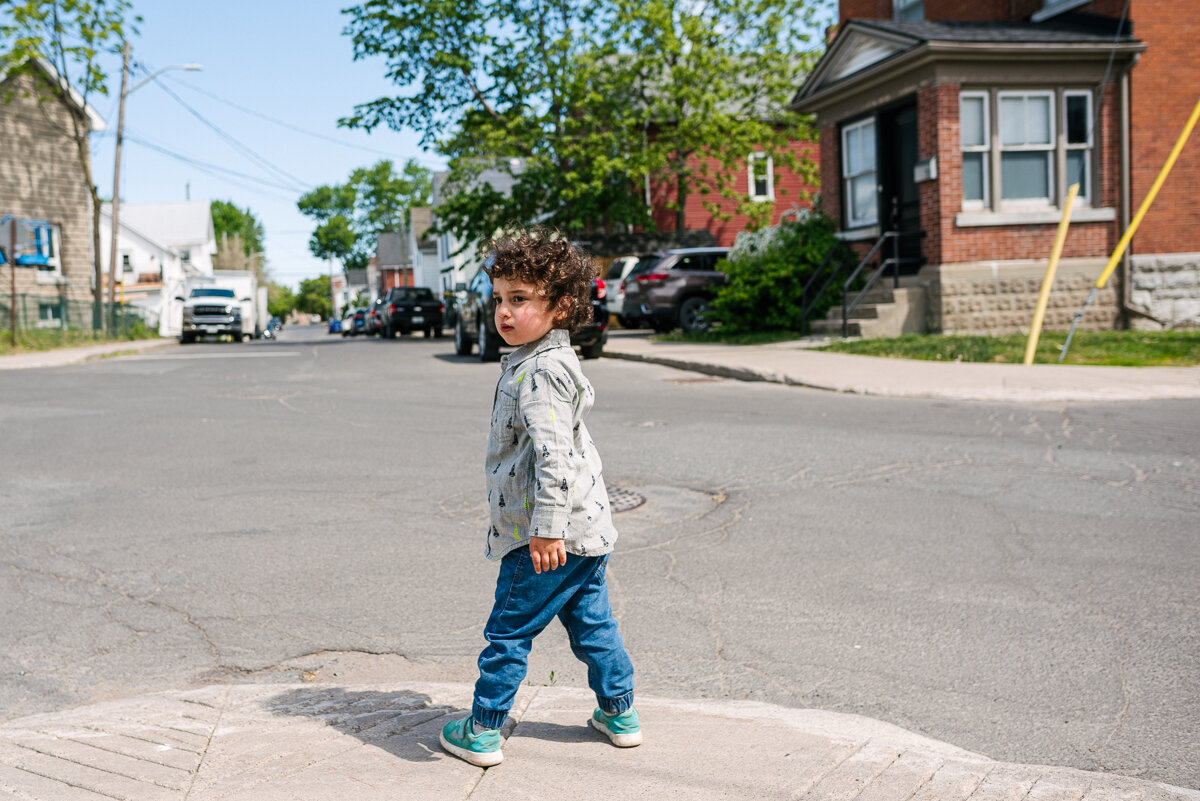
[1,324,1197,793]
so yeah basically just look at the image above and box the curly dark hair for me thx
[483,229,595,333]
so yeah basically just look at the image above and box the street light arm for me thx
[127,63,203,96]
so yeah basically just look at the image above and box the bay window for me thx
[959,88,1095,211]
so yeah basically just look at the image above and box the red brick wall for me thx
[1128,0,1200,256]
[648,139,819,247]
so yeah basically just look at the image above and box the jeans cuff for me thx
[471,702,508,731]
[598,690,634,716]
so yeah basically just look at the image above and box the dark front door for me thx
[877,101,922,273]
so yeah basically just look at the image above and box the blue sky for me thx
[89,0,443,290]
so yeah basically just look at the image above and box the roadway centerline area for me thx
[121,351,301,360]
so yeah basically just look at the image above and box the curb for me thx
[0,338,176,371]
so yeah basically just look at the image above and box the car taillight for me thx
[439,302,445,313]
[636,272,669,284]
[595,279,607,300]
[618,283,625,296]
[389,304,396,313]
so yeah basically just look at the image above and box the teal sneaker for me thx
[589,706,642,747]
[439,716,503,767]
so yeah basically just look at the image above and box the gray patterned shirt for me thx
[484,328,617,561]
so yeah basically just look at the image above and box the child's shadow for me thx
[264,687,600,763]
[264,686,457,763]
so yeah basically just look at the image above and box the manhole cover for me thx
[608,487,646,514]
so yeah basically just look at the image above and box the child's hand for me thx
[529,537,566,574]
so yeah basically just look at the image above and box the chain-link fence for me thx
[0,294,149,338]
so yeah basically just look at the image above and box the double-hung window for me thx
[960,92,989,209]
[959,89,1094,211]
[748,152,774,202]
[999,91,1054,204]
[1064,90,1092,202]
[842,118,877,227]
[894,0,923,21]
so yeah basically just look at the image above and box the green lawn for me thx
[818,330,1200,367]
[0,327,158,357]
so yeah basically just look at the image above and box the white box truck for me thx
[175,271,268,343]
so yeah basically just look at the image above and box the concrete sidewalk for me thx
[0,682,1195,801]
[602,332,1200,402]
[0,337,174,371]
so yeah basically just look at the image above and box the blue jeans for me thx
[472,549,635,730]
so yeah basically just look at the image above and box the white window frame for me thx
[894,0,923,21]
[1063,90,1093,205]
[959,91,990,210]
[997,90,1056,207]
[842,117,878,228]
[747,152,774,202]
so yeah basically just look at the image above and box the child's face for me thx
[492,276,561,347]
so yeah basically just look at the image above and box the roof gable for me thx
[118,202,215,248]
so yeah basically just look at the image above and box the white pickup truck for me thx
[175,271,268,344]
[176,285,252,344]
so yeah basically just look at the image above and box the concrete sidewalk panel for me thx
[2,683,1198,801]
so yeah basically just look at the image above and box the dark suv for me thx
[619,247,730,334]
[381,286,444,338]
[453,262,608,362]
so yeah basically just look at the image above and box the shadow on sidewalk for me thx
[263,686,601,763]
[263,686,459,763]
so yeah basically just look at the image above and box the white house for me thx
[431,163,525,292]
[99,201,215,336]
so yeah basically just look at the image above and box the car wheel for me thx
[433,324,444,338]
[454,317,473,356]
[424,326,433,338]
[478,316,500,362]
[180,332,195,344]
[678,297,711,334]
[580,341,604,359]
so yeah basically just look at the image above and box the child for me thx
[440,232,640,767]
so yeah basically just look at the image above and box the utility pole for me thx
[8,218,16,347]
[107,41,131,336]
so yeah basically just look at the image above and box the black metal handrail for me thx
[798,240,854,335]
[840,230,925,337]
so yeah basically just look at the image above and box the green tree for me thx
[266,282,295,319]
[1,0,141,321]
[294,275,332,321]
[342,0,649,248]
[341,0,826,248]
[211,200,265,256]
[296,158,431,272]
[600,0,823,231]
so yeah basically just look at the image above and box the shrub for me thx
[707,211,851,335]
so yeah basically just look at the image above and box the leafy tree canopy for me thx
[341,0,826,249]
[296,158,431,271]
[294,275,332,320]
[211,200,265,257]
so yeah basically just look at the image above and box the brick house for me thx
[793,0,1200,335]
[1,58,106,329]
[646,139,821,247]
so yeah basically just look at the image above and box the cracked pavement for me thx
[0,326,1196,790]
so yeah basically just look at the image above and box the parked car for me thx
[454,259,608,362]
[328,316,342,334]
[366,299,387,336]
[341,307,367,336]
[604,255,642,327]
[618,247,730,334]
[266,316,283,333]
[381,286,444,338]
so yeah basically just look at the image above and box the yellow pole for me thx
[1025,183,1080,365]
[1094,94,1200,290]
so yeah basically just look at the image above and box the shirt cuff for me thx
[530,506,569,540]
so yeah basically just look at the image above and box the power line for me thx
[123,135,302,202]
[123,133,303,194]
[136,60,314,193]
[159,71,444,169]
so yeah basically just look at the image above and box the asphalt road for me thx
[1,324,1197,788]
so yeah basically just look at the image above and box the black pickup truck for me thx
[381,287,444,338]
